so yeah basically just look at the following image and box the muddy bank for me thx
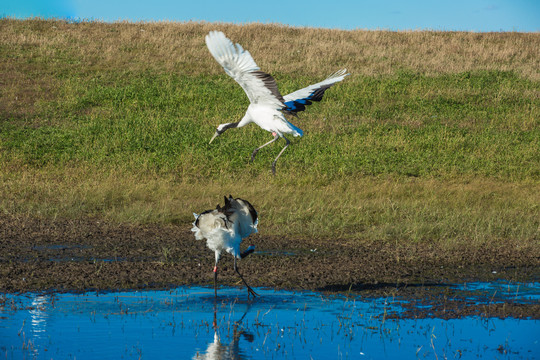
[1,215,538,305]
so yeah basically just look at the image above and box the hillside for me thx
[1,18,539,249]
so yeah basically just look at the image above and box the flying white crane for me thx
[205,31,349,174]
[192,195,259,298]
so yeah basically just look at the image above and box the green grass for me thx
[2,70,538,179]
[0,19,539,249]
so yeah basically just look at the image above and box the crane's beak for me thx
[209,131,219,144]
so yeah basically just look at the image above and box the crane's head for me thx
[209,124,227,144]
[209,122,238,144]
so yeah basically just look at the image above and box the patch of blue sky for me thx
[3,0,539,32]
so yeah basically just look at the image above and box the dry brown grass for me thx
[2,18,538,122]
[2,18,538,125]
[1,18,539,80]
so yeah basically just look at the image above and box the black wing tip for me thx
[284,70,348,114]
[216,195,234,221]
[284,83,337,114]
[252,71,285,104]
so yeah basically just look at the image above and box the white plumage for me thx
[206,31,349,174]
[192,195,258,297]
[193,308,251,360]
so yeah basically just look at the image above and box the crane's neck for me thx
[217,121,239,134]
[218,114,252,134]
[210,115,252,144]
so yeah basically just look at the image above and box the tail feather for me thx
[287,121,304,137]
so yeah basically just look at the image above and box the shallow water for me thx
[1,283,539,359]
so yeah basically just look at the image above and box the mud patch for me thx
[1,213,538,320]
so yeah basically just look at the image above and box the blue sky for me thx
[2,0,539,32]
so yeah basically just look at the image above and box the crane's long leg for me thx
[213,265,218,298]
[272,136,290,175]
[250,134,279,163]
[213,253,220,298]
[213,303,218,329]
[234,257,258,298]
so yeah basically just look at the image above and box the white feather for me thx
[283,69,349,103]
[205,31,283,109]
[191,198,258,259]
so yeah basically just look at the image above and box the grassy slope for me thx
[0,19,539,249]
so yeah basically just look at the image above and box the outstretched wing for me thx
[205,31,285,108]
[283,69,349,115]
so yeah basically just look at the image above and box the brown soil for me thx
[1,214,538,318]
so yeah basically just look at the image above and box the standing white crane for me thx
[205,31,349,174]
[192,195,259,298]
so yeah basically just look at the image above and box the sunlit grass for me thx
[0,18,539,249]
[2,70,538,179]
[1,166,538,250]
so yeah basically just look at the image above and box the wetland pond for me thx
[1,282,539,359]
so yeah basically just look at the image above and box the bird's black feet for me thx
[250,149,259,163]
[271,161,277,175]
[247,285,259,298]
